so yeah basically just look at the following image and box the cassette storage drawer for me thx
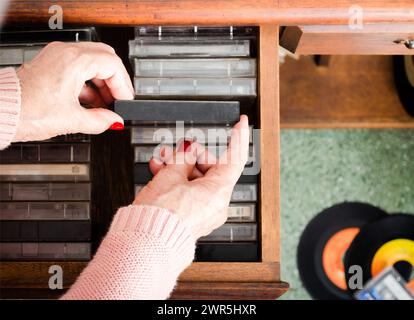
[117,25,260,262]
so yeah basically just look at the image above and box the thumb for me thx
[75,107,124,134]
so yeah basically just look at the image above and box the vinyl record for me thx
[394,55,414,117]
[297,202,388,300]
[344,214,414,293]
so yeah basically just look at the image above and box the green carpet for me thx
[280,129,414,300]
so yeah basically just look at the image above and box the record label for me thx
[322,227,360,290]
[371,239,414,278]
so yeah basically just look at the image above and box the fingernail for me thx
[179,140,192,152]
[109,122,124,130]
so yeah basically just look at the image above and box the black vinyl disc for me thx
[297,202,388,300]
[344,214,414,293]
[394,55,414,117]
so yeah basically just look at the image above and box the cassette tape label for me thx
[134,58,256,78]
[129,39,251,58]
[227,203,256,222]
[231,184,257,202]
[0,183,91,201]
[0,164,90,181]
[134,78,256,96]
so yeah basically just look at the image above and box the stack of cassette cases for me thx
[0,28,96,67]
[116,25,260,262]
[129,25,257,98]
[0,29,96,261]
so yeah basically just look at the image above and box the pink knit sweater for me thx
[0,67,196,299]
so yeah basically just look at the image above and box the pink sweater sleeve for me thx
[61,205,196,300]
[0,67,21,150]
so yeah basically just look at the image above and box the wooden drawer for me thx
[0,25,287,300]
[280,24,414,55]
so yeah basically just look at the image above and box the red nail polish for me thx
[179,140,192,152]
[109,122,124,130]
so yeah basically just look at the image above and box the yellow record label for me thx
[371,239,414,277]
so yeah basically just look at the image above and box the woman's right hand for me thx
[133,115,250,240]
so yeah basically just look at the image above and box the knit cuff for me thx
[110,205,196,273]
[0,67,21,150]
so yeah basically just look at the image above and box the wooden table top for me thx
[4,0,414,26]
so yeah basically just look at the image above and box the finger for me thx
[91,79,114,105]
[149,158,165,175]
[148,145,174,175]
[79,84,106,108]
[74,45,134,100]
[206,115,249,183]
[74,107,124,134]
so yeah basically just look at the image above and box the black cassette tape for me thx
[134,165,153,184]
[0,242,91,261]
[0,202,90,220]
[134,26,255,38]
[114,100,240,124]
[0,28,96,45]
[195,243,259,262]
[0,220,91,241]
[46,134,90,143]
[0,164,90,182]
[0,143,90,163]
[0,182,91,201]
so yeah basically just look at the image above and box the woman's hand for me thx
[134,115,250,239]
[14,41,134,142]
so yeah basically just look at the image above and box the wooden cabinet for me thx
[0,24,287,300]
[280,25,414,55]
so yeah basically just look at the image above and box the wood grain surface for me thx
[259,25,281,263]
[280,25,414,55]
[4,1,414,26]
[280,55,414,128]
